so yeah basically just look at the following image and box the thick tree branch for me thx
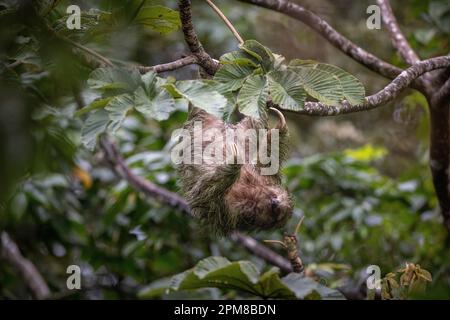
[100,136,191,215]
[1,232,51,299]
[178,0,219,75]
[238,0,402,79]
[99,136,292,272]
[283,56,450,116]
[138,55,199,74]
[377,0,420,65]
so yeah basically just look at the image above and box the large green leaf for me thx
[268,70,306,111]
[87,68,142,95]
[139,257,343,300]
[134,5,181,34]
[52,8,112,38]
[134,72,175,121]
[290,59,365,105]
[289,63,343,106]
[75,97,113,117]
[239,40,275,72]
[281,273,345,299]
[237,74,269,119]
[105,94,134,132]
[81,109,110,150]
[170,80,227,118]
[219,50,260,68]
[214,63,255,92]
[206,81,238,122]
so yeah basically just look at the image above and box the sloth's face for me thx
[224,166,293,231]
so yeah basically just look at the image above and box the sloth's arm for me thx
[268,125,290,165]
[183,162,241,219]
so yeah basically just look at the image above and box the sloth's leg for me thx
[266,108,290,165]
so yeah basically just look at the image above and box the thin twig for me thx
[294,216,305,235]
[263,240,287,248]
[1,232,51,299]
[6,59,23,69]
[138,55,199,74]
[205,0,244,44]
[60,35,114,67]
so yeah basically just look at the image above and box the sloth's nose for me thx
[270,198,280,213]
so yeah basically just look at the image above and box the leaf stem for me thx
[61,35,114,67]
[205,0,244,45]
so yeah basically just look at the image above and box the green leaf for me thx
[214,63,255,92]
[53,9,113,38]
[10,192,28,220]
[172,80,227,118]
[87,68,142,95]
[273,53,286,71]
[282,273,345,299]
[134,72,175,121]
[417,268,432,282]
[289,63,343,106]
[268,70,306,111]
[219,50,259,68]
[237,75,269,119]
[291,59,365,105]
[204,81,238,122]
[139,257,342,300]
[138,277,171,299]
[140,257,292,299]
[134,5,181,34]
[193,257,260,285]
[81,109,110,151]
[75,97,113,117]
[105,94,134,132]
[239,40,275,72]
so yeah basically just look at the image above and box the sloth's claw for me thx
[269,107,286,130]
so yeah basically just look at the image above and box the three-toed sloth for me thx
[175,107,293,235]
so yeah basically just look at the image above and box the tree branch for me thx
[100,136,191,215]
[434,77,450,106]
[238,0,402,79]
[179,0,220,75]
[282,56,450,116]
[1,231,51,299]
[138,55,199,74]
[231,233,292,272]
[377,0,420,65]
[99,136,292,272]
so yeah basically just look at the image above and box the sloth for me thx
[177,107,293,235]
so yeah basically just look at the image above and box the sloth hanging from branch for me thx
[172,0,300,236]
[175,105,293,235]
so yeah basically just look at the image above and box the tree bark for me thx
[428,95,450,234]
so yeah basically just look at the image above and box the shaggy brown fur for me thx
[177,107,292,235]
